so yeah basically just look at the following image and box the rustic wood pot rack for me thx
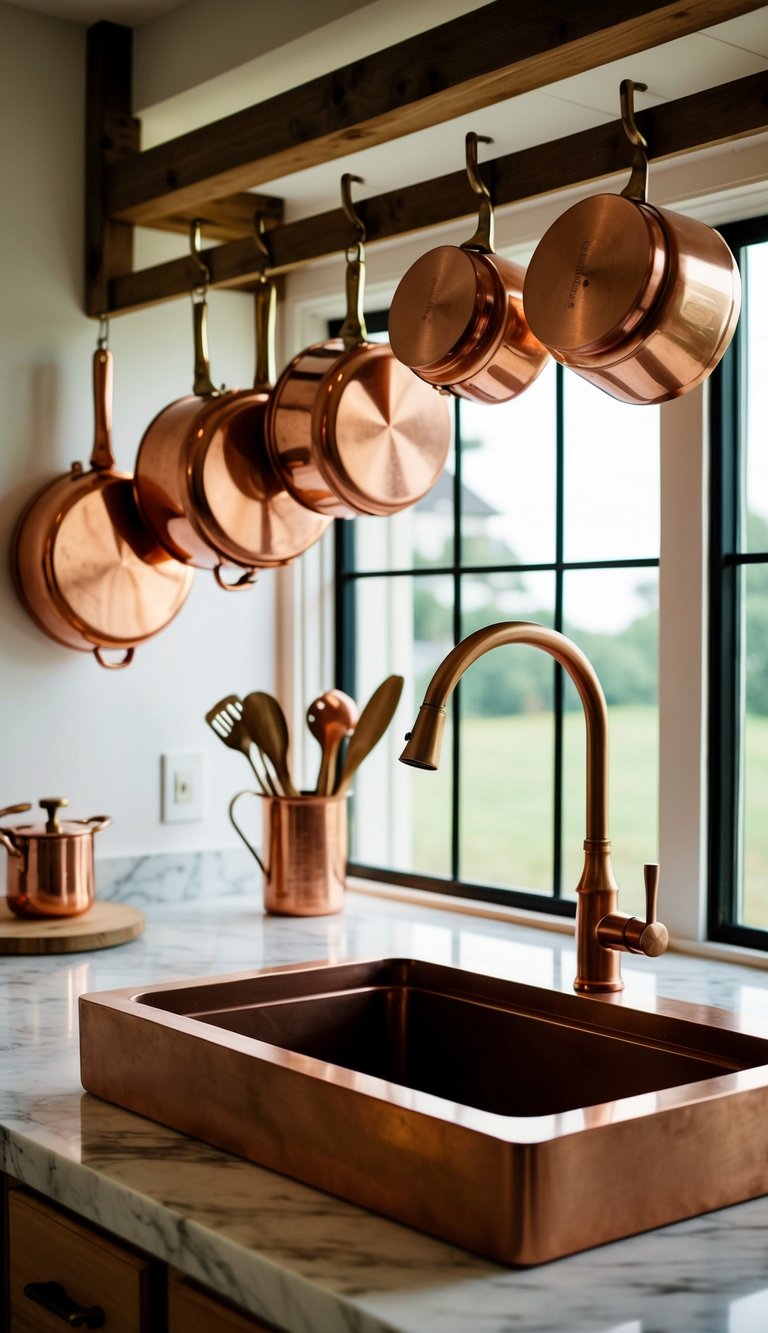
[86,0,768,319]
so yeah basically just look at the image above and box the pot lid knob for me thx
[39,797,69,833]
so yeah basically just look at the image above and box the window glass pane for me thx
[349,574,453,878]
[460,360,557,566]
[563,375,660,562]
[741,563,768,927]
[745,241,768,553]
[459,575,556,893]
[561,568,659,915]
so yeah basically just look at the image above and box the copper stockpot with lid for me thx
[388,133,549,404]
[266,175,451,519]
[522,81,741,405]
[0,798,111,918]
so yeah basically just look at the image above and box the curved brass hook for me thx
[619,79,649,203]
[341,173,366,251]
[466,131,493,200]
[253,213,271,277]
[461,131,494,254]
[620,79,648,149]
[189,218,211,293]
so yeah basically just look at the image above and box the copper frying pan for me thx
[135,240,330,577]
[388,134,549,405]
[266,176,451,520]
[522,81,741,405]
[12,343,194,669]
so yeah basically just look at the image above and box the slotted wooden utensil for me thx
[334,675,404,795]
[205,695,270,794]
[242,692,299,797]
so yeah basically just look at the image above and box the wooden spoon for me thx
[242,692,299,798]
[306,690,359,796]
[334,675,404,795]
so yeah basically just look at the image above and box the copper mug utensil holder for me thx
[228,791,347,916]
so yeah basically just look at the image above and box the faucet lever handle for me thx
[596,862,669,959]
[644,862,660,924]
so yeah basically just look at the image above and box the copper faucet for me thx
[399,622,668,993]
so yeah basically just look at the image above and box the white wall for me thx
[0,3,277,857]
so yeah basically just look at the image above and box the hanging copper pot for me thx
[135,226,329,579]
[387,133,549,405]
[1,798,110,918]
[522,81,741,406]
[12,341,194,670]
[266,175,451,520]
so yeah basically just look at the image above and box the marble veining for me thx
[4,889,768,1332]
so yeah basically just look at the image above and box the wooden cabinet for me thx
[8,1189,161,1332]
[167,1271,277,1332]
[2,1180,281,1333]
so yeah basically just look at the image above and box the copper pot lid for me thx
[50,472,193,645]
[319,342,451,516]
[388,246,491,371]
[523,194,668,357]
[2,798,110,839]
[195,391,330,565]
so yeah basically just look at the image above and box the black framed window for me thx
[335,315,661,917]
[709,215,768,948]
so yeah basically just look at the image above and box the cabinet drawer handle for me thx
[23,1281,106,1328]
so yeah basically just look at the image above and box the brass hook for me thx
[341,173,366,256]
[620,79,648,149]
[461,131,495,254]
[96,315,109,349]
[253,213,272,280]
[619,79,649,203]
[189,218,210,294]
[465,132,493,200]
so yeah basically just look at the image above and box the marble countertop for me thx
[4,881,768,1333]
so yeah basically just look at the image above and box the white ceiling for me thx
[9,0,768,223]
[8,0,185,22]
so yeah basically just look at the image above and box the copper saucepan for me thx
[522,81,741,406]
[388,133,549,405]
[266,176,451,520]
[12,342,194,669]
[135,230,329,577]
[1,797,110,918]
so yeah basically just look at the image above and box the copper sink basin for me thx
[79,958,768,1265]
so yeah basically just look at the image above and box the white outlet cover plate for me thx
[161,752,206,823]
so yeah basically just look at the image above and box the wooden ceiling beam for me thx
[106,70,768,315]
[104,0,767,228]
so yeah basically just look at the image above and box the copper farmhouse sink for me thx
[79,958,768,1265]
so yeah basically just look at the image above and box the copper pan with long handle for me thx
[387,133,549,405]
[12,341,194,670]
[136,223,328,583]
[266,176,451,520]
[522,81,741,406]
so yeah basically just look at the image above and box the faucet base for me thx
[573,977,625,995]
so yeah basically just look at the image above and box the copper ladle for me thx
[306,691,359,796]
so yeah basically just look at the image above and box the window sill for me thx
[349,876,768,972]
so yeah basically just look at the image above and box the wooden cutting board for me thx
[0,899,144,954]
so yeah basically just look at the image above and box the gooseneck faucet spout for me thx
[400,622,668,994]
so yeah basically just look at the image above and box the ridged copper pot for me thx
[522,81,741,405]
[1,798,110,918]
[135,273,329,579]
[388,133,549,405]
[12,346,194,669]
[266,176,451,520]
